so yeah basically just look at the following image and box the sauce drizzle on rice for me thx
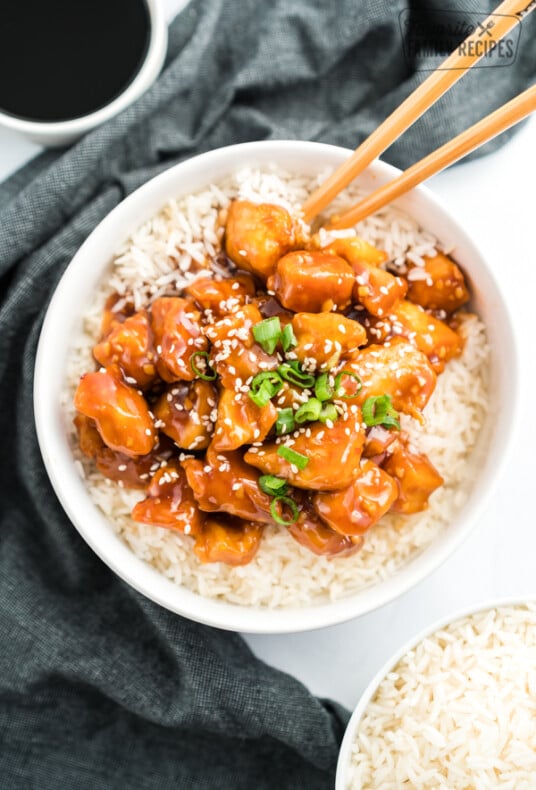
[66,166,489,607]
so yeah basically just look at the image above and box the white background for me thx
[1,0,535,712]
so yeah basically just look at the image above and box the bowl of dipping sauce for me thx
[0,0,167,147]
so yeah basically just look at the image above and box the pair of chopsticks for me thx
[303,0,536,229]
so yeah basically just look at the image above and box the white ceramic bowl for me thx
[335,596,535,789]
[34,140,520,633]
[0,0,167,147]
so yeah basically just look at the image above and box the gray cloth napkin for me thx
[0,1,534,787]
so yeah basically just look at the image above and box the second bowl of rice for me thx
[34,141,518,633]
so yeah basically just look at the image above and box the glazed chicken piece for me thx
[291,312,366,370]
[204,303,276,389]
[267,251,355,313]
[344,338,436,420]
[363,425,398,460]
[211,389,278,451]
[184,274,256,318]
[153,380,217,451]
[407,252,469,313]
[183,447,274,523]
[100,292,135,338]
[74,413,170,488]
[382,441,443,514]
[194,514,264,565]
[244,409,365,491]
[93,309,157,389]
[74,366,156,457]
[313,459,398,536]
[318,236,407,317]
[311,234,388,266]
[225,200,296,280]
[288,494,363,557]
[131,460,203,534]
[365,299,463,373]
[151,297,207,382]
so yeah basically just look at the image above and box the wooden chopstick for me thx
[327,84,536,229]
[302,0,535,223]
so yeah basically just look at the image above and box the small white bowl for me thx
[335,596,535,789]
[0,0,167,147]
[34,140,520,633]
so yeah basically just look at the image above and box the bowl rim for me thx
[335,594,536,789]
[34,139,521,634]
[0,0,167,137]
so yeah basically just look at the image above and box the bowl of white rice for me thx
[336,599,536,788]
[34,140,519,633]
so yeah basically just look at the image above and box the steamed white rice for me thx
[346,604,536,788]
[65,164,489,608]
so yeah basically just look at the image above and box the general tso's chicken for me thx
[100,292,134,338]
[267,251,355,313]
[153,380,217,451]
[313,459,398,536]
[93,309,157,389]
[407,252,469,313]
[74,413,170,488]
[74,366,156,457]
[365,299,463,373]
[244,409,365,491]
[212,389,277,452]
[291,312,366,369]
[363,425,398,461]
[312,234,388,267]
[131,460,203,534]
[288,495,363,557]
[225,200,296,280]
[193,515,264,565]
[151,297,207,382]
[183,447,274,523]
[344,338,436,420]
[382,441,443,514]
[204,303,276,389]
[184,274,256,318]
[317,236,407,317]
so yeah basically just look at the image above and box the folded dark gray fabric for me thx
[0,1,534,787]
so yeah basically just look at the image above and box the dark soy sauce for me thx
[0,0,151,122]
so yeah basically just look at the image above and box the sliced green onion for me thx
[278,360,315,389]
[259,475,288,496]
[295,397,322,424]
[248,371,283,408]
[314,372,334,402]
[277,445,309,470]
[280,323,297,352]
[190,351,217,381]
[276,408,295,435]
[318,403,338,424]
[270,495,299,526]
[334,370,362,399]
[252,317,281,355]
[362,394,401,430]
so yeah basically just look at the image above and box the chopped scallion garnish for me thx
[252,317,281,355]
[276,408,295,435]
[270,495,299,526]
[318,403,338,424]
[314,372,334,402]
[190,351,217,381]
[280,323,297,352]
[277,445,309,470]
[259,475,289,496]
[248,371,283,408]
[295,397,322,424]
[277,360,315,389]
[334,370,362,399]
[362,394,400,430]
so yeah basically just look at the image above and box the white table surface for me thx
[1,1,535,713]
